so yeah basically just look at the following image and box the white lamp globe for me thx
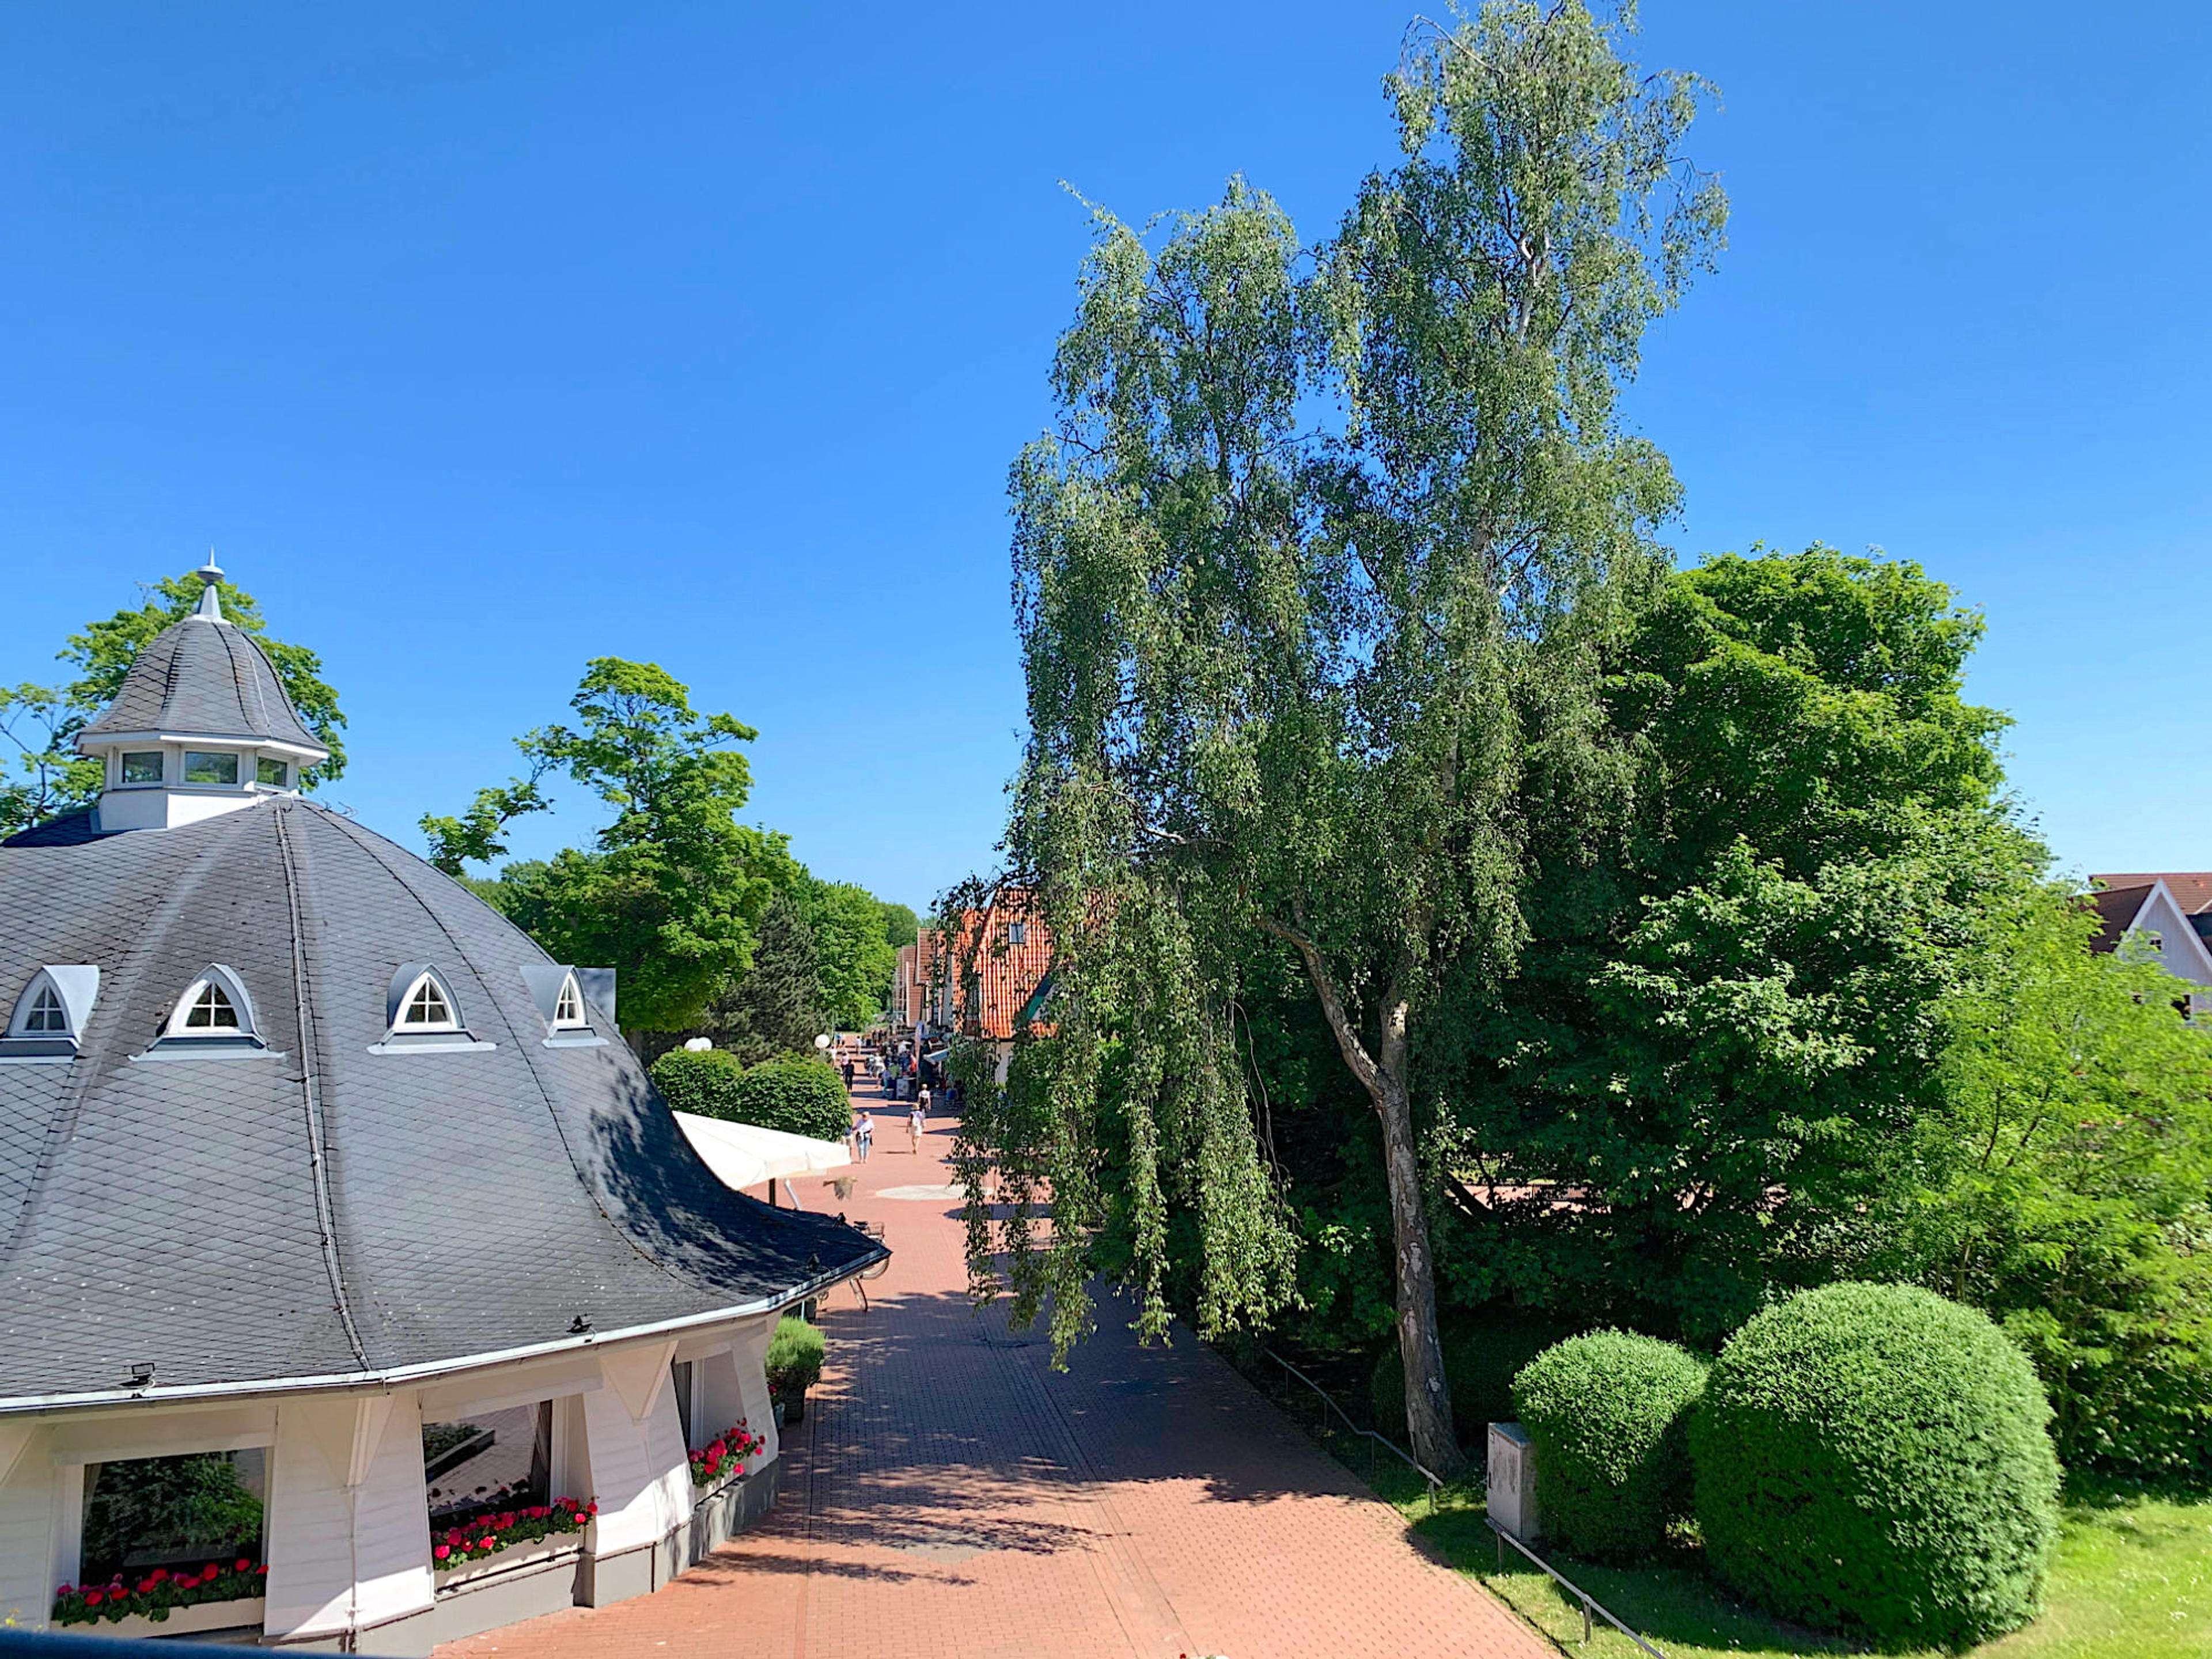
[813,1033,832,1051]
[683,1036,713,1052]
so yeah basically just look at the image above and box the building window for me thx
[554,974,586,1028]
[22,983,67,1033]
[182,751,239,786]
[424,1402,552,1532]
[81,1451,267,1590]
[120,752,164,785]
[1007,922,1027,947]
[399,972,458,1031]
[173,980,241,1033]
[256,757,288,787]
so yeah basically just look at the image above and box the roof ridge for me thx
[272,800,372,1371]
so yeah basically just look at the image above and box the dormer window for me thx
[520,963,608,1047]
[398,971,458,1032]
[370,964,494,1055]
[120,752,164,785]
[1,967,99,1063]
[257,757,289,787]
[138,966,270,1060]
[182,751,240,786]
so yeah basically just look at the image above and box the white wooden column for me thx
[262,1392,433,1643]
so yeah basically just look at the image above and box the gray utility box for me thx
[1487,1421,1541,1543]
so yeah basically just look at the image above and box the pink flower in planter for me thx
[434,1545,450,1560]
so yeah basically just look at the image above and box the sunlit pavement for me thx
[437,1073,1545,1659]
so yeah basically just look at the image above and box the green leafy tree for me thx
[1919,881,2212,1474]
[1,570,347,832]
[693,891,834,1062]
[977,1,1722,1471]
[426,658,789,1035]
[795,876,900,1029]
[878,900,921,953]
[1439,549,2030,1340]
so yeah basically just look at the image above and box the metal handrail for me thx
[1260,1349,1445,1512]
[1488,1518,1670,1658]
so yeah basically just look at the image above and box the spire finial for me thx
[194,553,224,621]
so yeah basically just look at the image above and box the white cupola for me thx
[75,560,331,832]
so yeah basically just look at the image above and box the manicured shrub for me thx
[1511,1331,1705,1560]
[1370,1308,1581,1449]
[767,1315,827,1421]
[1690,1282,2061,1649]
[653,1050,850,1143]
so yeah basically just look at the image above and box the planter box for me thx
[435,1533,582,1593]
[55,1596,266,1641]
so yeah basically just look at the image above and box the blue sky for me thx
[1,2,2204,909]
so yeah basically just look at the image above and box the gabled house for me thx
[912,896,1052,1078]
[2088,872,2212,1014]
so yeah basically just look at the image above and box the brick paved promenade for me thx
[441,1077,1545,1659]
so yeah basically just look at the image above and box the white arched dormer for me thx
[138,965,274,1061]
[0,966,100,1064]
[369,963,497,1055]
[519,964,609,1048]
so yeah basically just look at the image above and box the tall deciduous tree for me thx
[796,876,900,1030]
[425,658,789,1035]
[978,1,1722,1470]
[694,891,834,1062]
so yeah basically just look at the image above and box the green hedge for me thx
[1690,1282,2061,1648]
[1370,1308,1582,1449]
[652,1049,851,1143]
[1512,1332,1705,1560]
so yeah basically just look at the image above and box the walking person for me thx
[856,1112,874,1161]
[910,1092,928,1154]
[842,1058,855,1090]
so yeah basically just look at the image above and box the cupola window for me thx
[120,752,164,785]
[256,757,289,787]
[182,751,240,786]
[2,967,99,1063]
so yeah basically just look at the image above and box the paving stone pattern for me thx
[439,1080,1546,1659]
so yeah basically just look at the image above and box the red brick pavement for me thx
[440,1078,1546,1659]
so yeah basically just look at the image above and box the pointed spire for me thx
[195,554,225,622]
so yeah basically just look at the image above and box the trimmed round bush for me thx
[1370,1309,1582,1449]
[1690,1282,2061,1649]
[1512,1331,1706,1560]
[652,1050,850,1142]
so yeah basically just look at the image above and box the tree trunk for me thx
[1377,1063,1461,1475]
[1259,916,1464,1477]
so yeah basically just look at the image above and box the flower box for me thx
[434,1533,579,1592]
[433,1495,596,1582]
[57,1596,266,1640]
[687,1422,764,1489]
[52,1560,268,1631]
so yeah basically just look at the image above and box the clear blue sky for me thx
[2,2,2205,908]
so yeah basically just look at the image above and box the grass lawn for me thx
[1295,1408,2210,1657]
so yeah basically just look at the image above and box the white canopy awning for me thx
[675,1111,852,1192]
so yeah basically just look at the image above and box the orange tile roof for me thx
[922,895,1054,1041]
[2093,873,2212,914]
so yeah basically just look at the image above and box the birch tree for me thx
[978,1,1722,1474]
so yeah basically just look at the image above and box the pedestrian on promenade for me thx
[857,1112,874,1161]
[910,1094,927,1153]
[842,1058,855,1090]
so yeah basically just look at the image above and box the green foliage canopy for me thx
[693,891,833,1062]
[427,658,789,1033]
[650,1048,850,1143]
[973,0,1723,1472]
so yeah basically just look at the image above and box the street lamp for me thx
[813,1033,832,1052]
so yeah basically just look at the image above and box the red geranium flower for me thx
[84,1591,103,1608]
[256,1565,269,1576]
[149,1569,168,1584]
[434,1545,450,1560]
[235,1558,251,1573]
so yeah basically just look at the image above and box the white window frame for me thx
[164,969,254,1039]
[395,970,461,1033]
[552,973,588,1029]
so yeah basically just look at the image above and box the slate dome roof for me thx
[78,583,326,757]
[0,796,881,1409]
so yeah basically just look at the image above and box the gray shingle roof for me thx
[0,799,881,1407]
[78,613,326,755]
